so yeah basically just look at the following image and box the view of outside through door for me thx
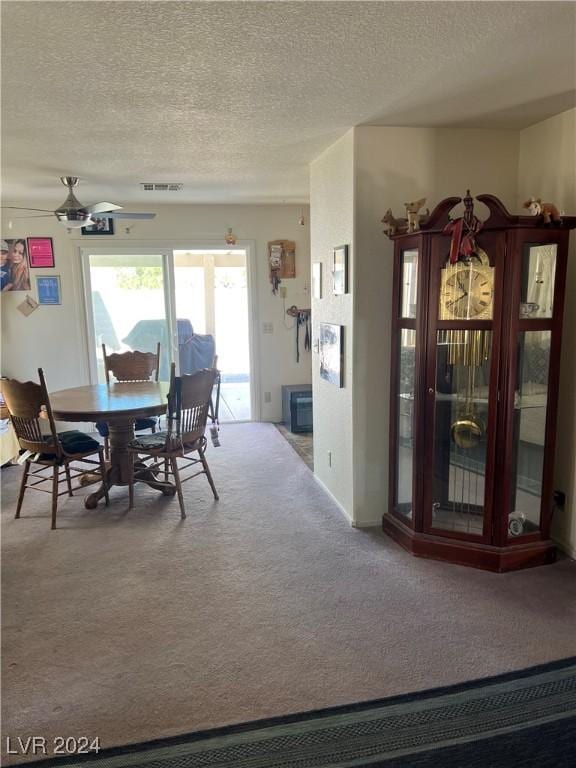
[174,250,251,421]
[87,249,251,422]
[88,254,171,379]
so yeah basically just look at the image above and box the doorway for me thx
[82,245,255,422]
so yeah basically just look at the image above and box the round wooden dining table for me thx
[50,381,171,508]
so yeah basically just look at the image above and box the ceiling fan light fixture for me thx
[57,215,93,229]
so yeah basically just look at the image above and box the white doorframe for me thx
[80,240,260,421]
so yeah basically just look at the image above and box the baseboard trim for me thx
[313,473,353,526]
[551,535,576,560]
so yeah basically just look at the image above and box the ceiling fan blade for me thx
[5,214,55,219]
[84,202,123,215]
[1,206,55,213]
[104,212,156,220]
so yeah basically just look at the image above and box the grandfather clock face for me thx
[439,259,494,321]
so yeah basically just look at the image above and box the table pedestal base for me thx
[84,420,175,508]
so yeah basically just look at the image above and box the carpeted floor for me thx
[2,423,576,765]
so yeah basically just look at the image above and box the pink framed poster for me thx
[27,238,55,268]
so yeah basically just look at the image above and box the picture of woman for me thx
[3,239,31,291]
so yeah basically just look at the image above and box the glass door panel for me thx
[430,330,492,536]
[87,253,171,381]
[394,329,416,522]
[400,250,418,318]
[173,250,252,422]
[520,244,556,319]
[214,262,251,421]
[508,331,552,537]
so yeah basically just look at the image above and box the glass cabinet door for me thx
[508,331,552,537]
[429,330,492,536]
[393,329,416,522]
[392,247,419,526]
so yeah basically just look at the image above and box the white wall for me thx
[310,131,355,518]
[353,126,519,525]
[311,125,520,524]
[518,108,576,555]
[1,204,311,422]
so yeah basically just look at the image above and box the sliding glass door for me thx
[82,246,253,421]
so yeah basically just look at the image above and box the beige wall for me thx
[1,204,311,422]
[518,108,576,555]
[310,131,355,518]
[353,126,519,525]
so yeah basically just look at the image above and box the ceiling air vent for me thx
[140,183,183,192]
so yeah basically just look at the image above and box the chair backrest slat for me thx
[103,343,160,383]
[166,368,216,448]
[1,369,60,455]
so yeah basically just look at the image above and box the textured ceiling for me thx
[1,1,575,204]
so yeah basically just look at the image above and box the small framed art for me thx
[27,237,55,268]
[81,217,115,235]
[320,323,344,387]
[312,262,322,299]
[333,244,348,295]
[36,275,61,305]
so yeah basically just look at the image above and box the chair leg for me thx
[98,449,110,506]
[104,435,110,461]
[51,465,59,530]
[164,457,169,484]
[170,456,186,519]
[128,452,134,509]
[65,463,74,496]
[15,461,30,519]
[199,447,219,500]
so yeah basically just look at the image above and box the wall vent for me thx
[140,183,183,192]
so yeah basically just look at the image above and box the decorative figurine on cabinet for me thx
[404,197,429,232]
[522,197,562,226]
[384,190,575,571]
[381,208,407,236]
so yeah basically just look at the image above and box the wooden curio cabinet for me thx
[384,192,576,571]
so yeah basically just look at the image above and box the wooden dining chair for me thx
[97,343,161,457]
[127,365,219,518]
[2,369,108,529]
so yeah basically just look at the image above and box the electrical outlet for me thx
[279,286,287,299]
[263,322,274,334]
[328,451,332,468]
[264,391,272,404]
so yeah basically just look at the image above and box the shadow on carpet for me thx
[18,657,576,767]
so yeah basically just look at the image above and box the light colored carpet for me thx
[2,423,576,764]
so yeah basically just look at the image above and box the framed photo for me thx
[312,262,322,299]
[320,323,344,387]
[1,238,31,291]
[333,244,348,295]
[27,237,55,268]
[81,217,115,235]
[36,275,61,305]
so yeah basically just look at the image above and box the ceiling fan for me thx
[2,176,157,229]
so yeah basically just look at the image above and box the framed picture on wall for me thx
[1,238,31,291]
[312,262,322,299]
[333,244,348,295]
[36,275,61,305]
[81,217,115,235]
[320,323,344,387]
[27,237,55,268]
